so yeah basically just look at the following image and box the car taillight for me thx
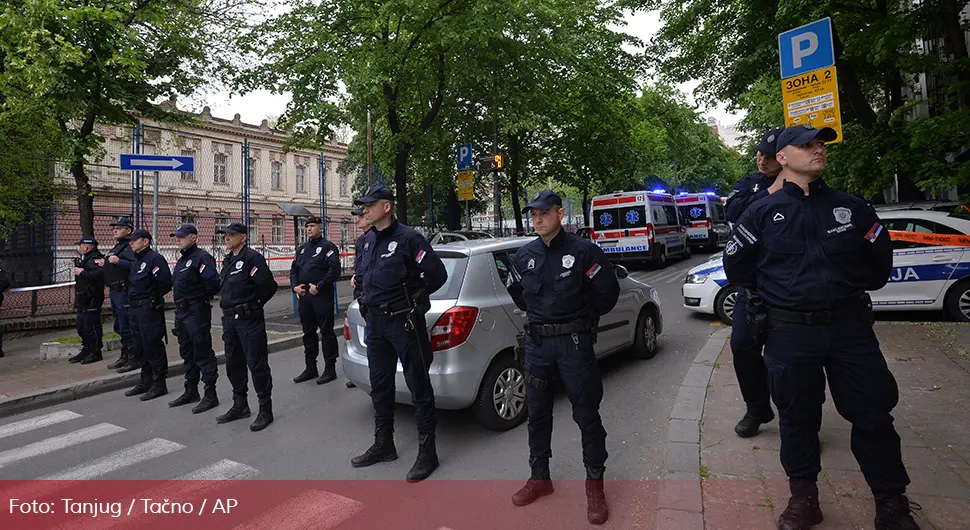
[343,317,350,341]
[646,223,655,243]
[430,306,479,352]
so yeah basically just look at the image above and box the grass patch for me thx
[839,492,853,498]
[698,465,711,480]
[759,496,774,509]
[53,332,120,345]
[752,445,760,451]
[713,361,721,369]
[756,474,766,484]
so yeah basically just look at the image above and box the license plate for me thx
[600,241,617,248]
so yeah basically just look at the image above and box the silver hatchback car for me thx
[341,237,664,431]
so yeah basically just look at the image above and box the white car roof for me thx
[877,210,970,232]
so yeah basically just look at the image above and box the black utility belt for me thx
[175,297,210,310]
[767,304,869,325]
[129,298,162,309]
[526,320,596,337]
[222,303,262,317]
[107,281,128,291]
[366,299,412,316]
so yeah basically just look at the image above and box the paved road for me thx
[0,251,727,522]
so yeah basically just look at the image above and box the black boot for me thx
[69,349,89,363]
[216,394,251,424]
[249,399,274,432]
[585,466,608,524]
[779,480,823,530]
[168,380,200,407]
[124,372,153,396]
[512,457,554,506]
[874,494,921,530]
[117,353,141,374]
[735,409,775,438]
[351,427,398,467]
[192,384,219,414]
[106,351,128,370]
[293,363,318,383]
[345,380,356,388]
[139,377,168,401]
[406,433,440,482]
[80,351,103,365]
[316,362,337,385]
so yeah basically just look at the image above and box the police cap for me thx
[755,128,786,157]
[350,206,364,216]
[109,217,133,229]
[76,236,99,246]
[216,222,247,235]
[305,216,323,226]
[521,189,563,214]
[170,224,198,237]
[776,124,838,153]
[124,229,152,241]
[354,185,394,205]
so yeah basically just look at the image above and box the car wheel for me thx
[715,285,739,325]
[682,244,691,259]
[473,353,528,431]
[654,246,668,269]
[632,307,659,359]
[944,279,970,323]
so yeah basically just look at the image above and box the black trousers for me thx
[222,310,273,401]
[130,305,166,379]
[176,303,218,386]
[298,293,338,365]
[731,290,772,417]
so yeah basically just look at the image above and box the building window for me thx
[271,161,283,190]
[214,153,228,185]
[215,217,231,234]
[179,214,196,226]
[272,218,284,244]
[248,156,258,189]
[296,165,306,193]
[249,215,259,244]
[340,173,348,197]
[180,150,196,182]
[341,221,349,244]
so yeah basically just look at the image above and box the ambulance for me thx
[590,190,690,268]
[675,192,730,251]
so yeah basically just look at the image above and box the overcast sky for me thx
[201,8,741,128]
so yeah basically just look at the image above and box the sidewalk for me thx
[695,322,970,529]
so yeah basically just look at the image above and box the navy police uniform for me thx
[351,185,448,483]
[168,224,222,412]
[102,217,137,372]
[216,223,279,431]
[123,230,173,401]
[0,266,8,357]
[351,207,372,301]
[724,126,914,525]
[290,216,342,383]
[723,128,784,436]
[71,237,105,365]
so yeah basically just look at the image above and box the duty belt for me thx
[222,302,262,317]
[366,299,412,316]
[129,298,161,309]
[175,296,209,310]
[767,304,867,325]
[526,320,596,337]
[107,280,128,292]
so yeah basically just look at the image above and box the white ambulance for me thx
[675,192,731,251]
[590,190,690,268]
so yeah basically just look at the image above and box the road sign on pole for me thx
[457,170,474,201]
[120,154,195,172]
[456,144,473,170]
[778,17,835,79]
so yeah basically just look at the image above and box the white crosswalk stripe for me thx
[0,423,125,468]
[39,438,185,480]
[0,410,82,440]
[178,459,258,480]
[230,490,365,530]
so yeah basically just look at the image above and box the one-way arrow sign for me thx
[120,154,195,172]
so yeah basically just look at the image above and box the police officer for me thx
[167,224,222,413]
[345,206,373,389]
[96,217,138,373]
[215,223,278,432]
[505,190,620,525]
[69,237,106,365]
[350,185,447,482]
[290,216,343,385]
[723,128,784,438]
[724,125,919,530]
[122,229,173,401]
[0,265,9,357]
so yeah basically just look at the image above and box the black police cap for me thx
[170,224,198,237]
[776,124,838,152]
[216,222,248,235]
[521,189,563,214]
[755,128,786,157]
[354,185,394,205]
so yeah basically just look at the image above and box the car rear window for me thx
[429,252,469,300]
[463,232,492,240]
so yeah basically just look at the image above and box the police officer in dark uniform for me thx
[290,216,343,385]
[723,128,784,438]
[69,237,106,365]
[122,229,173,401]
[346,205,373,389]
[724,125,919,530]
[167,224,222,413]
[96,217,138,373]
[215,222,278,432]
[0,265,8,357]
[350,185,448,482]
[505,190,620,525]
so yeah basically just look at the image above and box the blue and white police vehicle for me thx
[682,210,970,324]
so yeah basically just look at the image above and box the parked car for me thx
[342,236,664,431]
[428,231,494,245]
[682,210,970,323]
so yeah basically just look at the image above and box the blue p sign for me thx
[456,143,473,169]
[778,18,835,79]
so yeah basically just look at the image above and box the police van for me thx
[675,192,730,251]
[591,190,690,268]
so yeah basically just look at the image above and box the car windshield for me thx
[430,253,469,300]
[461,232,492,240]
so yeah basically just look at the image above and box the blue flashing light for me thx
[651,188,666,194]
[677,190,689,195]
[705,191,718,196]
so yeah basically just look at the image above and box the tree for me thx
[0,0,257,236]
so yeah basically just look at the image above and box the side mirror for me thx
[614,264,629,279]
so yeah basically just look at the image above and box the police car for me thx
[682,210,970,324]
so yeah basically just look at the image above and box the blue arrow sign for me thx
[456,144,473,170]
[778,17,835,79]
[120,154,195,172]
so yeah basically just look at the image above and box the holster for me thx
[514,332,527,361]
[745,291,768,343]
[526,323,542,346]
[172,318,180,339]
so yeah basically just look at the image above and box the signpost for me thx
[120,154,196,240]
[778,17,843,143]
[456,144,474,228]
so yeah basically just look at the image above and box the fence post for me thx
[152,171,159,240]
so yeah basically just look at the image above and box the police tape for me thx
[888,230,970,247]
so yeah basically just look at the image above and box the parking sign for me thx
[456,144,473,170]
[778,18,835,79]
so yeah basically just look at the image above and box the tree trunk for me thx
[509,134,523,232]
[394,146,411,225]
[830,19,878,128]
[582,185,590,226]
[446,186,462,230]
[942,0,970,108]
[73,154,95,236]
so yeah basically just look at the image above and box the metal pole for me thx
[427,183,435,232]
[367,110,372,186]
[465,201,470,230]
[152,170,159,241]
[243,139,250,227]
[319,153,326,219]
[134,123,142,230]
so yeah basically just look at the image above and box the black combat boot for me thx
[316,361,337,385]
[192,384,219,414]
[351,427,398,467]
[117,352,141,374]
[139,377,168,401]
[874,494,921,530]
[512,457,554,506]
[778,479,823,530]
[216,394,251,424]
[168,380,201,407]
[80,351,103,364]
[345,380,356,388]
[586,466,608,524]
[69,348,89,363]
[735,409,775,438]
[124,371,153,396]
[106,349,129,370]
[406,432,440,482]
[293,363,318,383]
[250,398,274,431]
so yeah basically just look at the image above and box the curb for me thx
[0,335,305,420]
[657,327,730,528]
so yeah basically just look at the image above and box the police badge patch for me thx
[833,207,852,225]
[562,255,575,269]
[186,260,192,267]
[388,241,398,253]
[235,261,243,270]
[139,262,146,272]
[725,240,739,255]
[752,184,760,193]
[527,258,535,270]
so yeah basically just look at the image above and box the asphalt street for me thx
[0,251,726,511]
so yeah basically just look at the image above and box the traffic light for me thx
[494,154,504,170]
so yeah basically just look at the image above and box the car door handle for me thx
[932,255,954,262]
